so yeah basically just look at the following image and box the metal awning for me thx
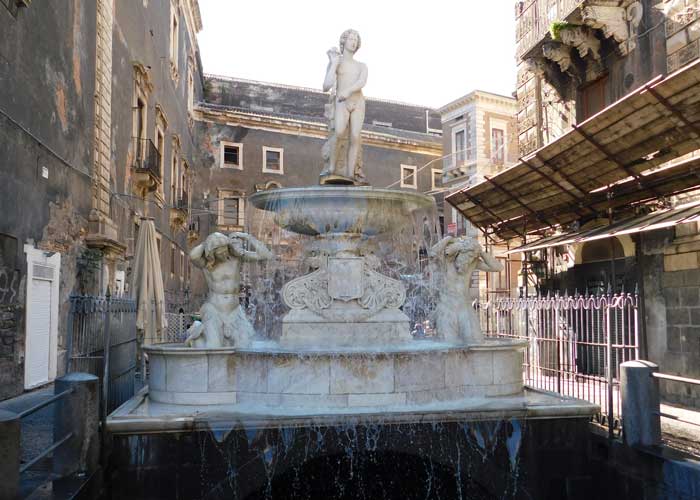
[505,200,700,254]
[446,59,700,240]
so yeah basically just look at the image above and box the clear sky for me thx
[196,1,517,109]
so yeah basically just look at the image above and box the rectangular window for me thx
[431,169,443,190]
[491,128,505,164]
[187,68,194,114]
[170,154,178,203]
[156,128,165,183]
[263,147,284,174]
[180,250,185,282]
[170,9,179,71]
[400,165,417,189]
[218,191,245,227]
[220,142,242,169]
[581,75,608,121]
[170,244,176,277]
[454,129,466,165]
[180,162,188,204]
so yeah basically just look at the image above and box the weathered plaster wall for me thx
[0,1,97,398]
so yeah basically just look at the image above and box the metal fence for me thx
[66,293,138,415]
[479,292,640,436]
[164,311,190,343]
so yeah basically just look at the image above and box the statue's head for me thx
[203,232,230,269]
[445,236,482,272]
[339,29,361,54]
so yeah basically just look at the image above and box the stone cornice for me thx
[194,107,442,156]
[437,90,516,117]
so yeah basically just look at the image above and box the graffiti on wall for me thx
[0,268,19,304]
[0,234,20,305]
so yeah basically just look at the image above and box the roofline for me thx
[437,89,516,115]
[204,73,439,111]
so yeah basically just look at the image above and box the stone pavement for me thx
[661,402,700,456]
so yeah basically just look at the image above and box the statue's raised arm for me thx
[228,232,273,262]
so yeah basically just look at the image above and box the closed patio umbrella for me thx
[131,217,167,345]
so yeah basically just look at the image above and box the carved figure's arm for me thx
[476,250,504,273]
[322,49,340,92]
[429,236,454,259]
[189,243,207,268]
[231,233,273,262]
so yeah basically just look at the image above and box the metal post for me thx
[606,294,614,439]
[0,409,20,500]
[102,287,112,421]
[555,297,561,394]
[65,294,77,374]
[621,360,661,447]
[53,373,100,477]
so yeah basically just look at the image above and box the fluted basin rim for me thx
[249,186,436,210]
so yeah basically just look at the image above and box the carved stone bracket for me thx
[559,26,601,61]
[582,2,643,55]
[542,42,574,75]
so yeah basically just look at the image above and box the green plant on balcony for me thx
[549,21,575,41]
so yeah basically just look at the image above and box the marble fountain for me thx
[106,29,598,499]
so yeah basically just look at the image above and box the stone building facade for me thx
[192,76,443,246]
[437,91,520,298]
[510,0,700,405]
[0,0,204,399]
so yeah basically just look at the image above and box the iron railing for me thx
[515,0,584,58]
[66,292,138,414]
[132,137,162,181]
[479,291,640,436]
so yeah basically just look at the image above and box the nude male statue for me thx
[185,231,272,348]
[430,236,503,344]
[321,29,368,184]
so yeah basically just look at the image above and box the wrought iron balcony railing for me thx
[516,0,583,59]
[132,137,162,182]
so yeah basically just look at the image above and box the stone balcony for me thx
[516,0,644,62]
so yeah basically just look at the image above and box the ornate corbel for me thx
[559,26,601,61]
[582,2,643,55]
[542,42,574,74]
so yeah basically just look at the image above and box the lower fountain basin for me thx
[144,340,527,408]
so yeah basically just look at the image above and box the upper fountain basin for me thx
[249,186,435,236]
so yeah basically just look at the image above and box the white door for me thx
[26,278,52,388]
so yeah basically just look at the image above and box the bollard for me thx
[53,372,100,477]
[621,360,662,447]
[0,409,20,499]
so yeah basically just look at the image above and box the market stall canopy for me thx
[131,217,167,344]
[505,200,700,254]
[446,60,700,241]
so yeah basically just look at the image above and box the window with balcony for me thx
[263,147,284,174]
[220,142,242,169]
[180,162,189,208]
[218,190,245,227]
[400,165,417,189]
